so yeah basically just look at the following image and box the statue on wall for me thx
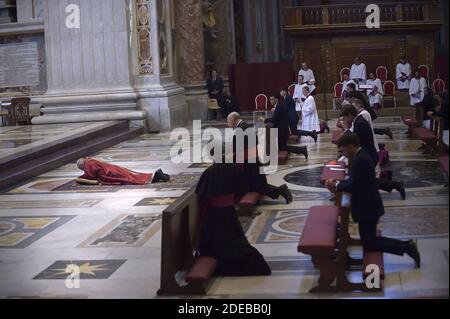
[202,0,218,39]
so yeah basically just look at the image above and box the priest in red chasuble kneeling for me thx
[76,158,170,185]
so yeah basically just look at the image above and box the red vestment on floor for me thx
[79,159,152,185]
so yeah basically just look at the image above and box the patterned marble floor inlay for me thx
[0,216,75,248]
[79,214,161,248]
[0,116,448,299]
[33,260,126,280]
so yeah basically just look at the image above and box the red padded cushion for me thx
[278,151,289,161]
[185,257,218,283]
[414,127,437,142]
[402,116,418,127]
[439,156,449,175]
[320,161,346,184]
[239,192,262,207]
[298,206,340,255]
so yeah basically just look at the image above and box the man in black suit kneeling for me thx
[325,133,421,268]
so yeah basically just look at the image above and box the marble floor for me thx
[0,117,448,299]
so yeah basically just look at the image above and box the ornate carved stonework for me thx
[136,0,153,75]
[158,0,168,74]
[321,43,332,92]
[175,0,205,84]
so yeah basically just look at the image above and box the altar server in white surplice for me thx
[293,75,308,112]
[342,73,357,99]
[396,56,412,91]
[409,70,428,106]
[298,63,317,94]
[366,72,384,109]
[298,86,320,143]
[350,57,367,88]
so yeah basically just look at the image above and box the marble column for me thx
[32,0,147,126]
[174,0,208,120]
[131,0,187,132]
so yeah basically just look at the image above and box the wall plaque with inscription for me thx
[0,42,40,88]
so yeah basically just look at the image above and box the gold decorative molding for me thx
[136,0,153,75]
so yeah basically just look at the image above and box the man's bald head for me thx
[227,112,241,128]
[77,158,86,170]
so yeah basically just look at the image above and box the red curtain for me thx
[229,62,295,112]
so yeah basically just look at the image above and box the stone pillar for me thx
[174,0,208,121]
[32,0,147,126]
[131,0,187,132]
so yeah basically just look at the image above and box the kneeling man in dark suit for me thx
[326,133,421,268]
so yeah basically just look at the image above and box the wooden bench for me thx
[402,107,423,137]
[298,205,340,293]
[413,116,443,155]
[157,186,218,295]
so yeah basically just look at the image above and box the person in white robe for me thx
[298,63,316,84]
[409,70,428,106]
[350,57,367,89]
[366,72,384,109]
[341,73,357,99]
[293,75,308,112]
[297,86,320,143]
[396,57,412,91]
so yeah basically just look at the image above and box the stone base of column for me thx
[31,89,147,126]
[184,83,208,121]
[136,83,188,133]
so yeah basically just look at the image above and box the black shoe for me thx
[418,143,427,151]
[386,128,393,140]
[279,184,293,204]
[407,240,421,268]
[311,131,318,143]
[153,169,170,183]
[396,181,406,200]
[301,147,308,159]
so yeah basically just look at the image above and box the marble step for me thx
[0,124,143,192]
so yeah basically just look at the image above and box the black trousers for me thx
[259,184,282,200]
[289,120,299,135]
[376,178,399,193]
[359,221,409,256]
[374,128,389,136]
[298,130,315,137]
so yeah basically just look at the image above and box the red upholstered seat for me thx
[432,79,446,94]
[439,156,449,176]
[298,206,340,255]
[288,84,296,97]
[402,116,418,127]
[185,257,219,284]
[363,230,385,280]
[239,192,262,208]
[278,151,289,161]
[413,127,437,142]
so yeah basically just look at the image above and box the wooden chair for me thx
[253,94,268,124]
[383,81,397,108]
[340,67,350,82]
[207,98,221,121]
[432,78,446,95]
[288,84,296,97]
[376,66,388,83]
[333,82,343,110]
[11,97,31,125]
[418,65,430,86]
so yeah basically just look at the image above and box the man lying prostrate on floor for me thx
[76,157,170,185]
[326,133,421,268]
[227,112,293,204]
